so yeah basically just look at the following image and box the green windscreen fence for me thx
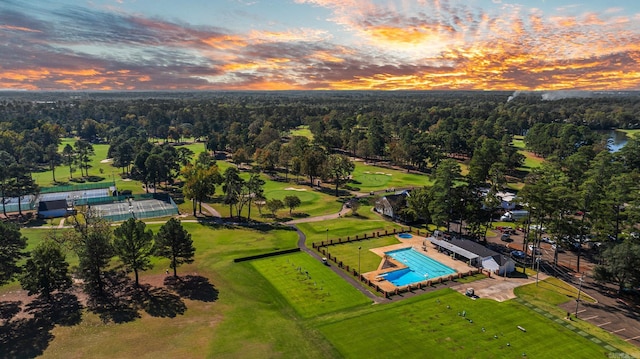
[40,181,115,194]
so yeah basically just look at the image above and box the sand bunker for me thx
[100,158,113,163]
[284,187,307,191]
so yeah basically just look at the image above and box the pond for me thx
[604,130,628,152]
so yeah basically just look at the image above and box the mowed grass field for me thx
[315,289,611,358]
[252,252,371,318]
[350,162,433,191]
[4,222,636,358]
[15,223,338,359]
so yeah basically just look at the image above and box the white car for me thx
[528,245,542,255]
[541,236,556,245]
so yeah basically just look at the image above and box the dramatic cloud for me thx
[1,0,640,90]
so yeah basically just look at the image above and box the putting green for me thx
[265,189,319,203]
[355,172,392,188]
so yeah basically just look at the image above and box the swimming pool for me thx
[398,233,413,239]
[381,248,456,286]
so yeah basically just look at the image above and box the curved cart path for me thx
[288,224,389,304]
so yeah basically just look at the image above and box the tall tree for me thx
[0,221,28,286]
[182,163,221,216]
[113,218,154,286]
[6,163,40,216]
[0,151,17,217]
[176,147,195,167]
[61,143,76,179]
[20,240,72,302]
[74,139,94,177]
[113,141,134,175]
[284,195,301,215]
[74,214,115,300]
[222,167,243,218]
[44,144,62,183]
[144,154,164,193]
[593,240,640,293]
[243,172,265,220]
[326,154,355,196]
[301,145,327,187]
[266,198,284,218]
[155,218,195,278]
[405,186,431,224]
[428,159,461,231]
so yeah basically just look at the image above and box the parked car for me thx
[511,250,526,259]
[528,245,542,255]
[540,236,556,245]
[500,233,511,242]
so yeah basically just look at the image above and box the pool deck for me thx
[364,234,476,292]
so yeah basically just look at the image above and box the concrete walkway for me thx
[285,204,350,224]
[451,273,548,302]
[199,202,222,218]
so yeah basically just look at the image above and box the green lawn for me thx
[618,129,640,138]
[18,223,336,359]
[4,220,637,358]
[350,162,432,191]
[252,252,371,318]
[209,174,342,220]
[295,215,402,248]
[316,289,614,358]
[322,236,401,273]
[289,125,314,140]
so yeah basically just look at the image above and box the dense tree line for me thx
[1,91,639,177]
[1,91,639,290]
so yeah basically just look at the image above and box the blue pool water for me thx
[398,233,413,239]
[382,248,456,286]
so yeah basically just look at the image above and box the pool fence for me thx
[312,227,483,298]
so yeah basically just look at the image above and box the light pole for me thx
[574,273,584,318]
[358,246,362,276]
[535,257,541,287]
[326,228,329,243]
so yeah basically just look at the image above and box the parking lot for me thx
[559,277,640,346]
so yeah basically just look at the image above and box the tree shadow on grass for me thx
[86,271,141,324]
[139,286,186,318]
[25,292,83,326]
[164,275,219,302]
[0,315,53,359]
[0,292,84,358]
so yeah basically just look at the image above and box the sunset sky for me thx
[1,0,640,91]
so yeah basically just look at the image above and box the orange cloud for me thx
[202,35,247,49]
[0,25,41,32]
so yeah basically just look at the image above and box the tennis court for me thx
[91,197,179,221]
[1,195,36,213]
